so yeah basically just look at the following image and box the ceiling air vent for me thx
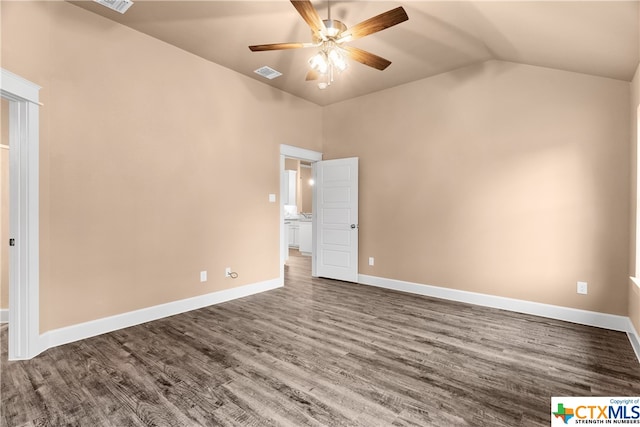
[254,66,282,80]
[93,0,133,14]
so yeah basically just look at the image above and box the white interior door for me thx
[313,157,358,282]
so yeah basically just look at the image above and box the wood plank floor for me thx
[2,251,639,426]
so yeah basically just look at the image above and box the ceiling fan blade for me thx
[337,6,408,43]
[290,0,328,40]
[305,70,319,81]
[249,42,316,52]
[343,46,392,71]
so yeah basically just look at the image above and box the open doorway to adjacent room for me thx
[279,145,360,284]
[1,68,41,360]
[283,157,314,260]
[279,145,322,280]
[0,98,8,324]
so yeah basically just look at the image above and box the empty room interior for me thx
[1,0,640,425]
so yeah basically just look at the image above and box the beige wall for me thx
[1,99,8,310]
[630,63,640,333]
[284,158,299,172]
[324,60,631,315]
[284,158,301,211]
[300,166,312,213]
[2,2,637,334]
[284,159,312,213]
[1,2,322,332]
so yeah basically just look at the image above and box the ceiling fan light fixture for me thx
[328,47,348,72]
[309,51,329,74]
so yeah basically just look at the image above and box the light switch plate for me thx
[577,281,588,295]
[200,271,207,282]
[268,194,276,203]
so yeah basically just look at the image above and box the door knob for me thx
[350,224,358,229]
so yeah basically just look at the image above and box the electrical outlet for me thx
[368,257,375,266]
[577,281,588,295]
[200,271,207,282]
[225,267,231,278]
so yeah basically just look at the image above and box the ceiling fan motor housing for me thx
[313,19,347,42]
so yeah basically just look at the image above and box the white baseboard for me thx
[358,274,634,333]
[0,308,7,324]
[27,274,640,366]
[40,278,282,352]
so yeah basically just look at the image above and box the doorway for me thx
[279,145,360,284]
[1,98,9,324]
[283,158,313,259]
[279,145,322,281]
[1,68,41,360]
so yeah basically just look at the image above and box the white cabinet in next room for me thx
[288,222,299,248]
[299,222,312,255]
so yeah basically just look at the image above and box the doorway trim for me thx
[1,68,41,360]
[279,145,322,282]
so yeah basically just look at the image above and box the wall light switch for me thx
[369,257,374,266]
[200,271,207,282]
[577,281,588,295]
[269,194,276,203]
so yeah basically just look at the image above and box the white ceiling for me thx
[71,0,640,106]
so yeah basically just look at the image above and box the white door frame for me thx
[279,145,322,281]
[1,69,41,360]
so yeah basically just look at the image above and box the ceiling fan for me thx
[249,0,409,89]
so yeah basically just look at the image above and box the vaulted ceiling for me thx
[71,0,639,106]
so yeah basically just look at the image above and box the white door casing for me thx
[314,157,358,283]
[1,68,41,360]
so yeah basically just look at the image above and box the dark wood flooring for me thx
[2,250,639,426]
